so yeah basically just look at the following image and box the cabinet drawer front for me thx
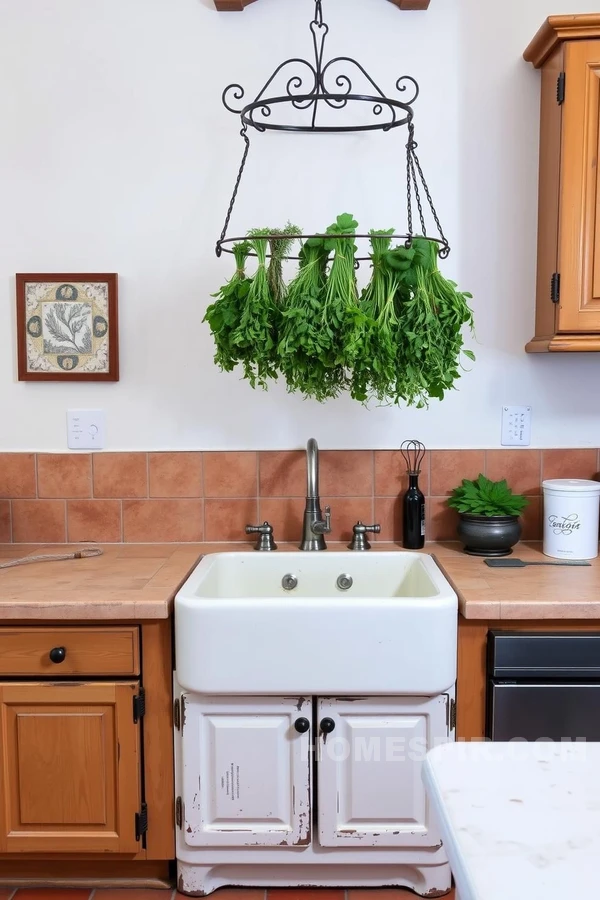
[0,627,139,676]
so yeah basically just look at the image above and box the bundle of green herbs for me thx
[206,217,475,406]
[277,213,363,401]
[203,240,251,374]
[230,228,281,389]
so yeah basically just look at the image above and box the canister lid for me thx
[542,478,600,493]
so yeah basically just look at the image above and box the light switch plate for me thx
[67,409,106,450]
[501,406,532,447]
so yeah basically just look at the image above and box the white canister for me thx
[542,479,600,559]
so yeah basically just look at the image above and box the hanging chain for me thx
[314,0,323,26]
[216,125,251,255]
[405,126,414,240]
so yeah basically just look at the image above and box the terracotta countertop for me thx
[0,541,598,622]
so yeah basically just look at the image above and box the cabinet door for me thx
[0,682,141,853]
[181,694,311,847]
[317,695,450,848]
[558,40,600,332]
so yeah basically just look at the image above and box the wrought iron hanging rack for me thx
[215,0,449,263]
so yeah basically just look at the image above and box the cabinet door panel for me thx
[317,695,449,848]
[559,40,600,332]
[0,682,141,853]
[181,695,311,847]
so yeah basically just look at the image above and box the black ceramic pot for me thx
[457,514,522,557]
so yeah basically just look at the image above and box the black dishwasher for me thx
[486,631,600,741]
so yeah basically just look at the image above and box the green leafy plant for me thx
[448,474,528,518]
[231,229,279,389]
[203,241,251,373]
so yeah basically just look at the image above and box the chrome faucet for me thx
[300,438,332,551]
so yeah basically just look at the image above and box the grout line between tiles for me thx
[145,451,150,498]
[8,499,13,543]
[89,889,96,900]
[92,452,96,499]
[119,499,124,542]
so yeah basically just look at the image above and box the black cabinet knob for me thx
[294,717,310,734]
[320,717,336,734]
[49,646,66,664]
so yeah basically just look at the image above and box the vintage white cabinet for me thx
[317,695,448,849]
[175,688,454,897]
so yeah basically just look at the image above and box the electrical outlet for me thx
[501,406,532,447]
[67,409,106,450]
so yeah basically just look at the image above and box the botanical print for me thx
[24,281,110,374]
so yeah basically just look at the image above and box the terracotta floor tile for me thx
[14,891,92,900]
[177,892,265,900]
[94,890,173,900]
[268,892,345,900]
[349,892,455,900]
[0,892,15,900]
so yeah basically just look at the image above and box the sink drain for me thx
[336,573,353,591]
[282,574,298,591]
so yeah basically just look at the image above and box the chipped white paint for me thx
[318,695,450,848]
[181,694,311,848]
[423,741,600,900]
[174,678,454,897]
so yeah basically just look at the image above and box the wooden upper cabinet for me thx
[526,16,600,351]
[0,682,141,854]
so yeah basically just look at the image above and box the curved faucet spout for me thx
[300,438,331,550]
[306,438,319,500]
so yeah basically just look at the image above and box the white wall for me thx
[0,0,599,450]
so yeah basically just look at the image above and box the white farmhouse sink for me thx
[175,551,457,696]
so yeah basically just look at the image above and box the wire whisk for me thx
[400,439,426,475]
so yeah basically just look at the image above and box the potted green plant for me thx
[448,473,529,557]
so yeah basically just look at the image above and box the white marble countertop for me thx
[423,741,600,900]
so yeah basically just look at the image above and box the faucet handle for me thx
[323,505,332,534]
[348,521,381,551]
[245,522,277,552]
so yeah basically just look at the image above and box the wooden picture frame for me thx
[16,273,119,382]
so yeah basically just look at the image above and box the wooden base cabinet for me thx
[526,16,600,352]
[0,621,176,886]
[0,682,141,854]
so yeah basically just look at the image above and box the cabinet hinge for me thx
[175,796,183,829]
[133,687,146,723]
[173,697,181,730]
[551,272,561,304]
[557,71,566,105]
[135,803,148,841]
[449,698,456,732]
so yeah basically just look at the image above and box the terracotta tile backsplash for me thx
[0,448,597,543]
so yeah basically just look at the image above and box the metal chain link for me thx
[216,126,251,255]
[411,144,450,255]
[405,126,414,239]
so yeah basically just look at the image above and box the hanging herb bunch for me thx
[205,215,475,407]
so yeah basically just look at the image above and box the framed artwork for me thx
[16,273,119,382]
